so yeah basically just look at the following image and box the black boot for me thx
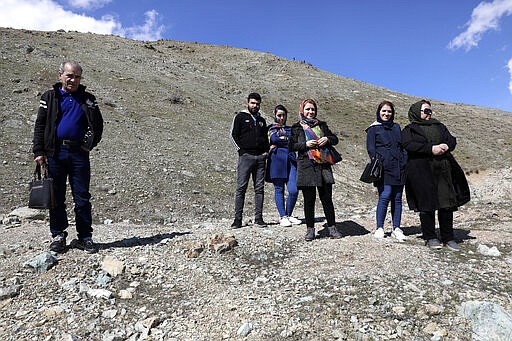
[304,227,315,242]
[305,227,315,241]
[328,226,342,239]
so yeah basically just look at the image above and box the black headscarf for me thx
[408,100,441,125]
[408,100,442,144]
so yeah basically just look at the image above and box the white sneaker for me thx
[374,228,385,239]
[279,216,292,227]
[391,228,406,241]
[288,216,302,225]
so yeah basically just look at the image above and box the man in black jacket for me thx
[230,93,269,228]
[33,60,103,254]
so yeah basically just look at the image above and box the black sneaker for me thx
[50,233,67,253]
[75,238,99,254]
[254,219,267,228]
[231,218,242,229]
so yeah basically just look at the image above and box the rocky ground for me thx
[1,167,511,340]
[1,28,512,340]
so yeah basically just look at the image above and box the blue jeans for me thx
[376,184,404,229]
[272,164,298,217]
[48,144,92,240]
[234,153,266,220]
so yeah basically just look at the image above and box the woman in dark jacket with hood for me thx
[402,99,470,251]
[289,99,341,241]
[365,101,408,241]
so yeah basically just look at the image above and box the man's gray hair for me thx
[59,60,83,74]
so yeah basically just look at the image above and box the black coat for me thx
[289,121,338,188]
[401,122,470,212]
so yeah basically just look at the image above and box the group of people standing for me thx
[31,61,469,254]
[230,94,342,241]
[231,93,470,251]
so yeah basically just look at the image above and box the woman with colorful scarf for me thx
[365,101,408,241]
[402,99,470,251]
[289,99,342,241]
[267,105,301,227]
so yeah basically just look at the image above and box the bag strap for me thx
[33,163,49,180]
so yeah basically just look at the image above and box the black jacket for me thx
[33,83,104,158]
[230,110,269,156]
[402,122,470,211]
[289,120,338,187]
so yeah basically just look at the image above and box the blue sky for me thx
[2,0,512,112]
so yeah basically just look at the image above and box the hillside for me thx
[0,28,512,340]
[1,27,511,223]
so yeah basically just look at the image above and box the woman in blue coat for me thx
[267,105,301,227]
[365,101,408,240]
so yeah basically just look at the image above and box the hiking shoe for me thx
[49,233,67,253]
[231,218,242,229]
[305,227,315,241]
[426,238,442,250]
[328,226,342,239]
[279,216,292,227]
[288,216,302,225]
[445,240,461,252]
[254,219,267,228]
[75,238,99,254]
[374,228,385,239]
[391,228,406,242]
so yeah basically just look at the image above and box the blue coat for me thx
[366,122,407,186]
[267,126,297,180]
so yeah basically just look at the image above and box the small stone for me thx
[44,305,65,317]
[477,244,501,257]
[0,285,22,300]
[101,256,125,277]
[102,309,118,318]
[118,290,133,299]
[237,322,253,337]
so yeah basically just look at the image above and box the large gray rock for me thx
[459,300,512,341]
[23,252,58,273]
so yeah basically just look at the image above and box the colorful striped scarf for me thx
[301,118,333,164]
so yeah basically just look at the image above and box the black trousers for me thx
[302,184,336,228]
[419,209,454,242]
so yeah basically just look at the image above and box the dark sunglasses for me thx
[421,108,432,115]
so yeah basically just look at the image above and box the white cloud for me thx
[0,0,164,41]
[0,0,119,34]
[118,10,164,41]
[507,58,512,94]
[67,0,112,10]
[448,0,512,51]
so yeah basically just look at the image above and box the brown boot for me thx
[328,226,342,239]
[304,227,315,241]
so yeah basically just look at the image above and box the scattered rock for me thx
[477,244,501,257]
[23,252,58,273]
[101,255,125,277]
[459,301,512,341]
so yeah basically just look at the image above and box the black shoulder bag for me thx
[359,157,382,183]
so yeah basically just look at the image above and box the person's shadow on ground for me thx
[314,218,370,238]
[96,232,191,250]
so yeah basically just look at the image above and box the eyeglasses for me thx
[421,108,432,115]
